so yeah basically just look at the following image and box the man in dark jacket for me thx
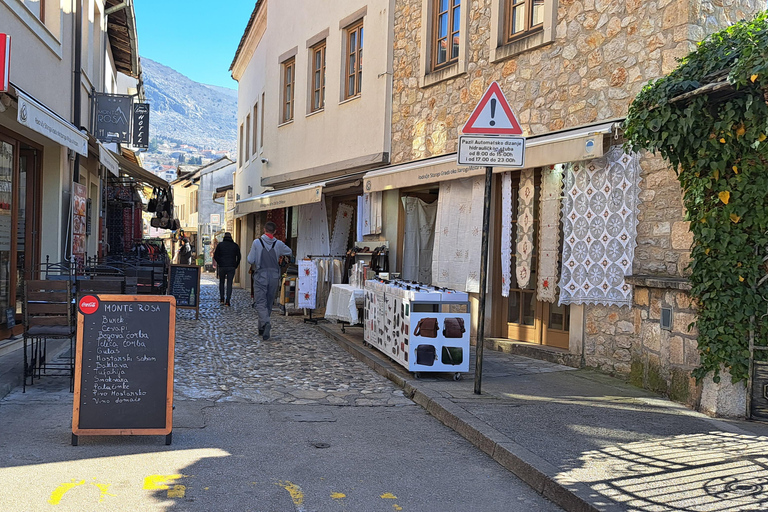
[213,232,241,306]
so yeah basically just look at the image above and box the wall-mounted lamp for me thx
[261,157,269,164]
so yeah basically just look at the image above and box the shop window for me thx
[344,20,363,99]
[281,57,295,123]
[310,40,326,112]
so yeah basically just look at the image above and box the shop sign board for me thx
[94,93,132,144]
[457,135,525,167]
[0,34,10,93]
[132,103,149,148]
[17,90,88,156]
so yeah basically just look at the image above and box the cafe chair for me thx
[23,279,76,392]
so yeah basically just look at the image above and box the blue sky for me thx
[133,1,256,89]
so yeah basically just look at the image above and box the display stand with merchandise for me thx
[364,278,470,380]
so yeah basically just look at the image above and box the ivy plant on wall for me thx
[624,12,768,384]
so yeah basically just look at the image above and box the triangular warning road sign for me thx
[462,81,523,135]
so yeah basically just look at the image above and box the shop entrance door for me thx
[505,170,570,349]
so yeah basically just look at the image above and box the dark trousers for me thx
[218,267,236,303]
[253,271,280,328]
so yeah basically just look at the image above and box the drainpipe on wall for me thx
[73,0,82,183]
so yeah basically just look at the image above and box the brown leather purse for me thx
[443,317,465,338]
[414,318,438,338]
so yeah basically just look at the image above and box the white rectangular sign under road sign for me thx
[458,135,525,167]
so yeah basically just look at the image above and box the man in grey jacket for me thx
[247,221,292,340]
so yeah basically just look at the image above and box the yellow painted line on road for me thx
[381,492,397,499]
[143,474,185,491]
[330,492,346,499]
[92,481,116,503]
[277,480,305,510]
[393,505,403,511]
[48,479,85,505]
[167,484,186,498]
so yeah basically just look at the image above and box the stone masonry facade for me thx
[390,0,761,406]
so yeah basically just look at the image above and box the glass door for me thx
[506,169,570,349]
[0,138,15,329]
[16,147,40,321]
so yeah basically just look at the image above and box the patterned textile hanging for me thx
[265,207,286,241]
[297,259,318,309]
[402,196,438,283]
[330,203,355,256]
[432,176,484,293]
[558,147,640,307]
[500,172,513,297]
[537,165,564,303]
[515,169,535,289]
[296,199,330,260]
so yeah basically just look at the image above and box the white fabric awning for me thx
[363,120,620,193]
[235,182,324,216]
[14,87,88,156]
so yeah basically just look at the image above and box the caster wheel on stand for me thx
[453,373,462,381]
[414,372,422,379]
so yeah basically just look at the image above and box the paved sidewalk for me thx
[319,322,768,512]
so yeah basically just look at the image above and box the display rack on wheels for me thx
[363,279,470,380]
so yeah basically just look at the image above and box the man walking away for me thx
[213,232,241,306]
[247,221,292,340]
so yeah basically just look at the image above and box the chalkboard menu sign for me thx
[169,264,201,319]
[72,295,176,445]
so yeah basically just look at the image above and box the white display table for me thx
[324,284,365,327]
[364,279,470,379]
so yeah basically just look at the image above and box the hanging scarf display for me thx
[500,172,513,297]
[515,169,535,289]
[558,147,641,307]
[537,165,564,303]
[330,203,355,256]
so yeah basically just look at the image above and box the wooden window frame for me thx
[310,41,326,112]
[245,113,251,160]
[281,57,295,123]
[504,0,545,43]
[344,20,363,99]
[431,0,461,71]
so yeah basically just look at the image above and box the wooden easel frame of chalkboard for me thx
[72,295,176,445]
[169,264,201,319]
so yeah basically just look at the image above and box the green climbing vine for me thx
[624,12,768,384]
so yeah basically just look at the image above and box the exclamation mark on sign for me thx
[489,98,497,126]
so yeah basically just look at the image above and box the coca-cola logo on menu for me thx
[79,295,99,315]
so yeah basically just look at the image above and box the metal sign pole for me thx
[474,165,493,395]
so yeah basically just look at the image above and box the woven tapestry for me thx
[537,165,564,303]
[432,176,484,292]
[500,172,513,297]
[558,147,640,307]
[515,169,535,289]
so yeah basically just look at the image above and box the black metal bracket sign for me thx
[93,93,132,144]
[72,295,176,445]
[132,103,150,149]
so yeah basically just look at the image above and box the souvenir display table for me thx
[363,279,470,379]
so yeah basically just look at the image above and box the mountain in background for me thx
[141,57,237,156]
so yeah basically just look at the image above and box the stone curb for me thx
[317,324,615,512]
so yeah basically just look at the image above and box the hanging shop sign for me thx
[16,90,88,156]
[98,143,120,176]
[458,81,525,167]
[132,103,150,149]
[0,34,10,93]
[94,93,132,144]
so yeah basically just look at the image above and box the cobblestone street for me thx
[174,274,412,407]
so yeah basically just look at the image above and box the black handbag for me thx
[414,318,438,338]
[416,344,436,366]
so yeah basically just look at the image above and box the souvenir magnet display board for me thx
[168,264,201,319]
[72,295,176,445]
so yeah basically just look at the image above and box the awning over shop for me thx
[98,142,120,176]
[363,120,621,193]
[13,86,88,156]
[236,182,324,216]
[110,148,170,190]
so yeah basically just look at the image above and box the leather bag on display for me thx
[443,317,466,338]
[441,346,463,366]
[413,317,438,338]
[415,344,436,366]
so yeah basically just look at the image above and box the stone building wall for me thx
[390,0,762,398]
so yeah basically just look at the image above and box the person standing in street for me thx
[177,238,192,265]
[247,221,292,340]
[213,232,241,306]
